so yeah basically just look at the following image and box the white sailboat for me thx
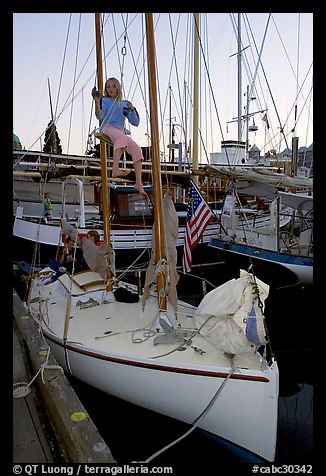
[205,13,313,286]
[26,13,279,462]
[13,172,218,257]
[206,165,313,285]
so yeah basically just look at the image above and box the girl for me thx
[92,77,146,195]
[58,237,83,273]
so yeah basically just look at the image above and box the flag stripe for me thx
[182,181,215,273]
[190,207,213,240]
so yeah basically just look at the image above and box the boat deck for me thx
[30,271,268,376]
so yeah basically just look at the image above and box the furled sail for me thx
[61,219,115,279]
[142,193,179,313]
[195,270,269,354]
[205,164,313,191]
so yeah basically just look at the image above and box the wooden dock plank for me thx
[13,289,116,463]
[13,324,55,462]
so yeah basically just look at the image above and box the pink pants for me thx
[102,125,143,163]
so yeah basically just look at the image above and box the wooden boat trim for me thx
[44,331,270,383]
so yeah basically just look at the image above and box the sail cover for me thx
[61,219,115,279]
[195,270,269,354]
[142,193,179,313]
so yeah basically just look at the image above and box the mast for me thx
[145,13,167,312]
[47,78,56,154]
[192,13,200,179]
[95,13,112,290]
[168,84,173,162]
[237,13,242,144]
[47,78,54,123]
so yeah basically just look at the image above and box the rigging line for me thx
[18,17,121,157]
[270,14,312,126]
[119,14,152,171]
[13,127,50,169]
[294,13,301,134]
[167,88,184,145]
[56,14,131,127]
[141,16,150,143]
[112,14,124,85]
[144,13,171,163]
[110,13,129,95]
[183,14,192,150]
[159,30,180,149]
[119,13,145,102]
[203,14,208,154]
[120,13,129,89]
[242,15,277,153]
[243,13,271,112]
[54,17,104,129]
[246,16,290,152]
[228,13,246,142]
[181,70,210,164]
[66,13,82,156]
[141,365,234,463]
[230,14,262,148]
[116,247,150,282]
[168,13,186,136]
[193,14,232,169]
[230,14,269,152]
[86,86,96,153]
[54,13,72,120]
[286,64,313,133]
[303,79,313,156]
[127,12,172,167]
[238,23,274,152]
[100,13,109,83]
[204,14,214,154]
[290,81,313,136]
[115,13,150,142]
[81,86,85,151]
[150,311,216,360]
[263,66,312,153]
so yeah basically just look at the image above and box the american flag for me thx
[182,181,215,273]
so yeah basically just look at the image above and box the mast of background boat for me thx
[95,13,113,291]
[291,13,300,177]
[145,13,167,312]
[237,13,242,145]
[47,78,57,154]
[47,77,54,123]
[168,84,175,163]
[192,13,200,182]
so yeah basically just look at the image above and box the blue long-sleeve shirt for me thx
[96,97,140,131]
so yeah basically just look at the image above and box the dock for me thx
[13,320,56,462]
[13,289,116,463]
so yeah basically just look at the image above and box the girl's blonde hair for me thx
[104,77,122,101]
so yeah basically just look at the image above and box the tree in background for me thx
[43,120,62,154]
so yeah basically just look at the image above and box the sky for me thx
[13,13,313,161]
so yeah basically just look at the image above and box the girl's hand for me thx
[92,87,101,100]
[127,101,135,111]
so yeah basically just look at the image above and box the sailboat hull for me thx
[42,327,278,462]
[13,215,219,250]
[209,238,313,285]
